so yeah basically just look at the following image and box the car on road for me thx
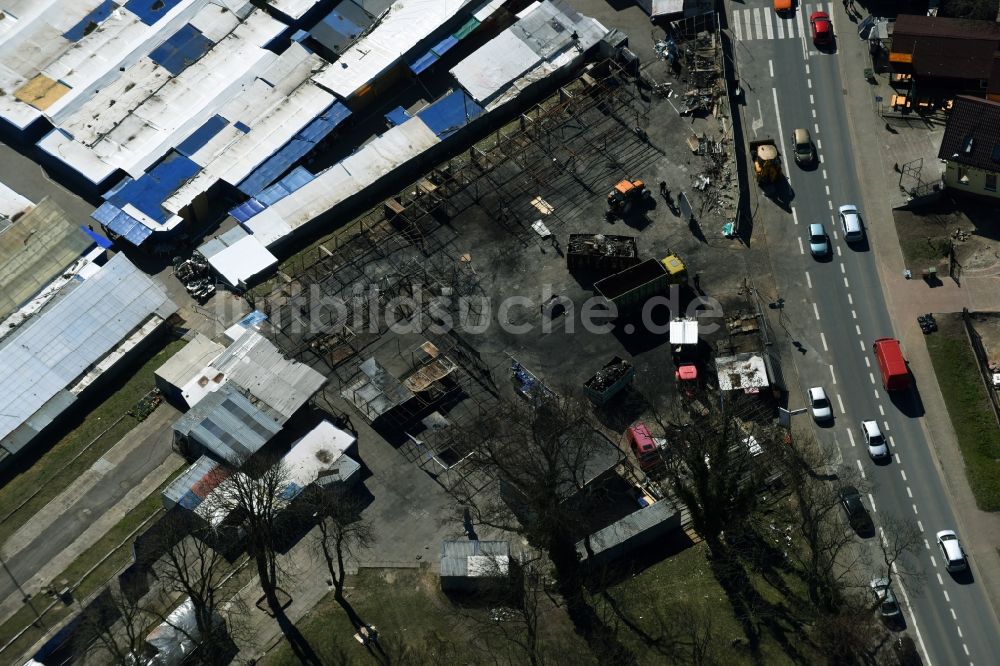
[936,530,968,572]
[839,486,875,535]
[839,204,864,243]
[810,11,833,47]
[808,223,829,257]
[773,0,792,14]
[792,128,815,165]
[807,386,833,421]
[861,420,889,460]
[870,577,902,619]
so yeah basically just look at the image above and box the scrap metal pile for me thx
[678,31,722,116]
[568,234,637,259]
[173,252,216,302]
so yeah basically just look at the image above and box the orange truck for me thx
[773,0,793,13]
[873,338,912,391]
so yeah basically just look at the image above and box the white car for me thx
[808,387,833,421]
[869,577,902,618]
[839,204,864,243]
[936,530,968,572]
[861,420,889,460]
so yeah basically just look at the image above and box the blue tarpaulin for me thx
[431,35,459,56]
[124,0,183,26]
[409,51,439,75]
[63,0,118,42]
[256,166,314,206]
[384,106,410,127]
[105,151,200,224]
[229,198,267,223]
[236,101,351,197]
[150,24,214,75]
[92,202,154,245]
[416,90,484,139]
[80,225,114,249]
[176,114,228,158]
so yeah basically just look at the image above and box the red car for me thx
[810,11,833,46]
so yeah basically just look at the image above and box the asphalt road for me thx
[730,2,1000,663]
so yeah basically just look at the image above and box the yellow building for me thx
[938,96,1000,201]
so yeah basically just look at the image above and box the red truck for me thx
[627,422,662,473]
[873,338,912,391]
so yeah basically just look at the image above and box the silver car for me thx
[808,223,829,257]
[870,577,902,618]
[936,530,968,572]
[839,204,864,243]
[862,420,889,459]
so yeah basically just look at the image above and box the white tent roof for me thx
[669,319,698,345]
[207,233,278,287]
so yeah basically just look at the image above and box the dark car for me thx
[839,486,875,536]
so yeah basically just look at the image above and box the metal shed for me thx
[440,540,511,592]
[172,384,282,462]
[154,334,225,407]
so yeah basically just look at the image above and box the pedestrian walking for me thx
[659,180,668,197]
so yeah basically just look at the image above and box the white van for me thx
[839,204,864,243]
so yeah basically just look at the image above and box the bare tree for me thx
[212,453,323,665]
[451,394,637,664]
[74,585,155,665]
[873,513,924,593]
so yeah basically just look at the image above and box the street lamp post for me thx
[0,554,45,629]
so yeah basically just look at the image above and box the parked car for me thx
[808,223,829,257]
[870,577,902,619]
[839,204,864,243]
[808,386,833,421]
[810,11,833,46]
[862,420,889,460]
[839,486,875,536]
[936,530,968,572]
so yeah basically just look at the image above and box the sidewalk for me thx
[835,3,1000,622]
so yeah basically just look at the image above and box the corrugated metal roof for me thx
[63,0,119,42]
[176,115,230,157]
[256,166,315,206]
[105,151,201,225]
[409,51,440,74]
[0,253,176,448]
[125,0,185,26]
[229,199,267,224]
[173,384,282,462]
[440,540,510,578]
[212,330,326,421]
[310,1,374,55]
[162,454,227,507]
[155,334,224,388]
[576,500,679,559]
[235,102,351,197]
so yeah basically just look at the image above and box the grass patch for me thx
[597,541,815,665]
[925,318,1000,511]
[0,336,186,544]
[898,235,950,270]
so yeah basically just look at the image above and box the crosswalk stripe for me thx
[744,10,752,42]
[786,15,796,39]
[776,18,784,39]
[733,12,743,41]
[765,11,774,39]
[754,8,764,40]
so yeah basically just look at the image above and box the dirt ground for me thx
[968,312,1000,366]
[894,199,1000,274]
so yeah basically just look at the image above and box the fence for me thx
[961,309,1000,429]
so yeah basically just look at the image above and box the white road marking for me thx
[810,94,815,105]
[856,325,862,336]
[807,78,812,89]
[917,520,923,532]
[804,64,810,75]
[806,271,812,288]
[945,590,951,603]
[950,608,957,620]
[874,388,879,399]
[890,573,930,664]
[847,428,855,447]
[851,309,858,319]
[753,8,764,40]
[901,469,907,481]
[963,644,970,656]
[744,11,752,42]
[836,245,842,257]
[812,108,817,118]
[869,372,876,384]
[821,332,828,351]
[931,556,938,568]
[765,13,774,40]
[906,486,913,498]
[818,140,823,151]
[879,404,885,416]
[843,276,850,288]
[771,88,790,182]
[813,303,820,320]
[883,421,890,432]
[879,527,888,547]
[825,184,830,195]
[912,503,919,514]
[895,453,901,465]
[827,200,833,210]
[832,228,837,239]
[868,492,877,513]
[856,459,865,477]
[859,340,865,352]
[776,19,784,39]
[847,293,853,305]
[814,122,820,134]
[840,263,846,274]
[924,539,930,550]
[836,393,844,413]
[769,58,774,77]
[889,436,895,447]
[792,207,799,225]
[822,168,827,180]
[733,14,743,41]
[829,365,837,384]
[864,356,870,367]
[798,237,805,254]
